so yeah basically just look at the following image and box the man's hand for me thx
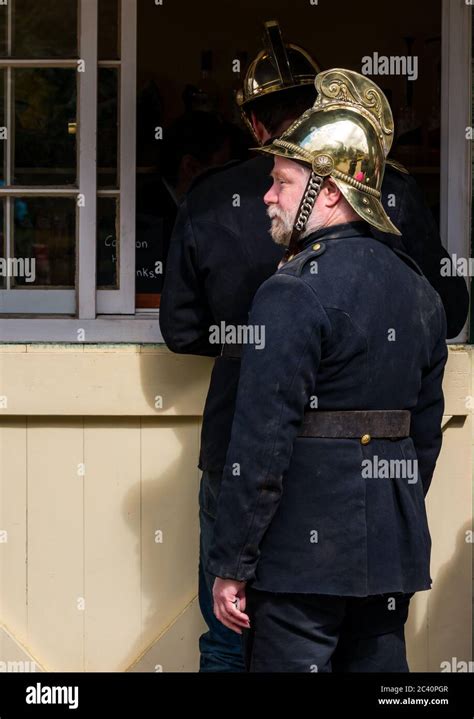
[212,577,250,634]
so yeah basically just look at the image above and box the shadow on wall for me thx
[409,519,472,672]
[123,417,199,671]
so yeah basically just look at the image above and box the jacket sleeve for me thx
[159,198,218,357]
[378,166,469,339]
[207,272,331,582]
[410,305,448,496]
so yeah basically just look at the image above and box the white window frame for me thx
[0,0,162,341]
[441,0,472,344]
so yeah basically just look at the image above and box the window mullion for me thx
[5,1,11,291]
[77,0,98,319]
[118,0,136,313]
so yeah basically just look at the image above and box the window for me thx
[0,0,470,343]
[0,0,153,341]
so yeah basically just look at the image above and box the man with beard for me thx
[208,68,448,672]
[160,21,463,672]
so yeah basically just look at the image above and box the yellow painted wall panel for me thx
[0,420,27,641]
[26,419,85,672]
[0,345,470,671]
[129,598,205,673]
[0,349,212,416]
[0,625,44,672]
[83,418,142,671]
[425,416,472,671]
[406,416,473,671]
[139,420,200,654]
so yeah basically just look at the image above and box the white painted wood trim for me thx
[441,0,472,343]
[0,315,164,342]
[97,0,137,314]
[0,290,75,314]
[77,0,98,319]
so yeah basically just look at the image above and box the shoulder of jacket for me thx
[187,153,271,195]
[390,246,424,276]
[278,241,328,278]
[187,158,244,193]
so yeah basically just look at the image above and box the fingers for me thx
[214,602,243,634]
[226,600,250,626]
[214,599,250,634]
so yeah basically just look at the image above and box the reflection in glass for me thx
[98,68,118,189]
[13,0,77,59]
[13,197,75,287]
[99,0,119,61]
[14,68,77,185]
[97,196,118,288]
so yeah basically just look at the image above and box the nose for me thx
[264,181,278,206]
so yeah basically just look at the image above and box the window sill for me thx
[0,314,165,343]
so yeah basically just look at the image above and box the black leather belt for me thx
[220,344,410,441]
[298,410,410,440]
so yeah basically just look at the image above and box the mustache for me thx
[267,206,286,221]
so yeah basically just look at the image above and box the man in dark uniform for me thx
[160,22,464,672]
[208,68,448,672]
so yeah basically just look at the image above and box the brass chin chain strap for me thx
[283,171,324,262]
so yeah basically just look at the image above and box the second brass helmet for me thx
[256,68,401,236]
[236,20,320,142]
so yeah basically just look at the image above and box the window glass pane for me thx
[0,70,5,183]
[98,67,118,189]
[14,68,77,185]
[0,4,7,58]
[12,197,75,287]
[99,0,119,61]
[97,196,118,288]
[12,0,77,59]
[0,198,4,288]
[136,173,169,301]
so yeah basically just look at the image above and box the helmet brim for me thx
[333,179,401,236]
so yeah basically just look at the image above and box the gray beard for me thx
[268,207,295,247]
[268,208,323,247]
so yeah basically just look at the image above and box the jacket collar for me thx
[296,221,372,253]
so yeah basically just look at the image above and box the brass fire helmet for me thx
[236,20,321,143]
[256,68,401,238]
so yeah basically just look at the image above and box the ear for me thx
[322,178,342,207]
[250,112,266,142]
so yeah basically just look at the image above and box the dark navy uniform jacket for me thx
[207,221,448,596]
[160,154,464,475]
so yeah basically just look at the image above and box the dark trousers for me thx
[198,470,245,672]
[243,586,413,672]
